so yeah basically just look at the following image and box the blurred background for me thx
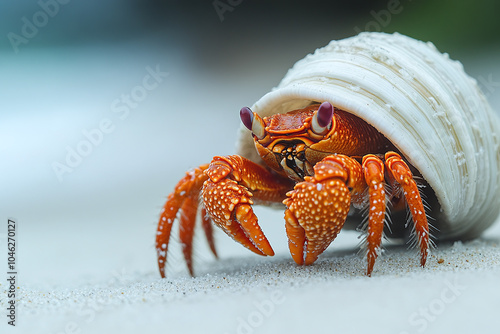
[1,0,499,288]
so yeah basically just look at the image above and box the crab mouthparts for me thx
[273,141,313,181]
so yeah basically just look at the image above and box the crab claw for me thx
[202,155,292,258]
[283,155,364,265]
[202,178,274,256]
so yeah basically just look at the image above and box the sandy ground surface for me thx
[6,222,500,334]
[1,38,500,334]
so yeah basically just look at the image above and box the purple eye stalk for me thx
[240,106,266,140]
[311,102,334,135]
[240,107,254,131]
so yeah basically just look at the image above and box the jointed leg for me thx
[156,164,210,278]
[201,207,218,259]
[385,152,429,267]
[362,155,387,276]
[283,152,429,276]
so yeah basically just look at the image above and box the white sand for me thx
[4,222,500,334]
[2,40,500,334]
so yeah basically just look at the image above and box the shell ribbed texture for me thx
[237,32,500,239]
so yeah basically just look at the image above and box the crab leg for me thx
[178,194,198,276]
[284,155,366,265]
[201,207,218,259]
[202,155,293,258]
[362,155,387,276]
[385,152,429,267]
[156,164,209,278]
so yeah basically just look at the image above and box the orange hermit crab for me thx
[155,33,500,277]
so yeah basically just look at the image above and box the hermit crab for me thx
[156,32,500,277]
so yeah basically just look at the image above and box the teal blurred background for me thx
[1,1,499,58]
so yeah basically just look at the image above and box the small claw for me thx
[202,178,274,257]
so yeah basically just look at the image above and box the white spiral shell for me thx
[237,32,500,240]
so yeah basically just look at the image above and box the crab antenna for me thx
[311,102,334,135]
[240,107,266,140]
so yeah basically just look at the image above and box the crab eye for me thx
[311,102,333,135]
[240,107,266,140]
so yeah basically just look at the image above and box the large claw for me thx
[283,155,364,265]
